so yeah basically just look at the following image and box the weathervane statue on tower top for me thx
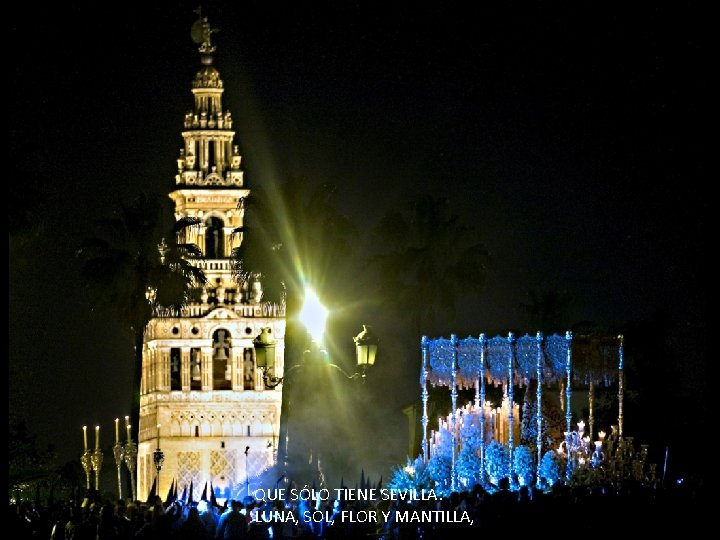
[191,6,219,56]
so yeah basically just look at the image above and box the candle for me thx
[125,416,131,442]
[115,418,119,444]
[95,425,100,450]
[83,425,88,451]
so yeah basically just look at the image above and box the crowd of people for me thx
[10,475,706,539]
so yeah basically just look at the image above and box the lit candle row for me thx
[429,400,506,454]
[82,416,131,450]
[427,399,529,457]
[81,425,101,450]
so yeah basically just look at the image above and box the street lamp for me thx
[295,287,378,379]
[244,445,250,496]
[254,327,281,388]
[298,288,328,343]
[255,322,379,386]
[153,424,164,498]
[254,287,328,389]
[353,324,378,379]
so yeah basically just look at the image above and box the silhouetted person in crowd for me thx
[215,499,247,539]
[176,506,211,540]
[96,501,120,539]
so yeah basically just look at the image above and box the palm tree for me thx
[364,194,490,460]
[520,288,576,334]
[9,420,56,501]
[76,193,206,437]
[367,194,491,339]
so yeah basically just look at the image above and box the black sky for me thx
[10,1,709,481]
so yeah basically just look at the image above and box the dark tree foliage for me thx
[367,194,490,339]
[76,193,206,438]
[521,288,576,334]
[9,421,56,488]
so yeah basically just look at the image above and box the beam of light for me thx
[298,288,328,343]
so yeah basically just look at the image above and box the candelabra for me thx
[591,440,605,467]
[559,421,592,475]
[80,447,105,493]
[560,424,656,489]
[636,444,651,482]
[124,440,138,502]
[80,449,93,490]
[91,448,104,491]
[113,442,126,500]
[604,436,653,484]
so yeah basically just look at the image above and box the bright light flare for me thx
[299,288,328,343]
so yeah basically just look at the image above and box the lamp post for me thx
[153,424,164,498]
[244,445,250,496]
[254,323,378,387]
[273,289,379,486]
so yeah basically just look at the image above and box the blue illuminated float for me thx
[393,332,654,494]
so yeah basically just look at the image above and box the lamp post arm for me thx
[283,364,304,379]
[328,362,366,380]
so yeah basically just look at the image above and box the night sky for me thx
[10,1,708,485]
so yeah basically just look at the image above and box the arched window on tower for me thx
[191,348,202,391]
[207,139,216,170]
[204,217,225,259]
[212,329,232,390]
[170,348,182,391]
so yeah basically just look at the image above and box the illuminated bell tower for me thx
[137,15,286,503]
